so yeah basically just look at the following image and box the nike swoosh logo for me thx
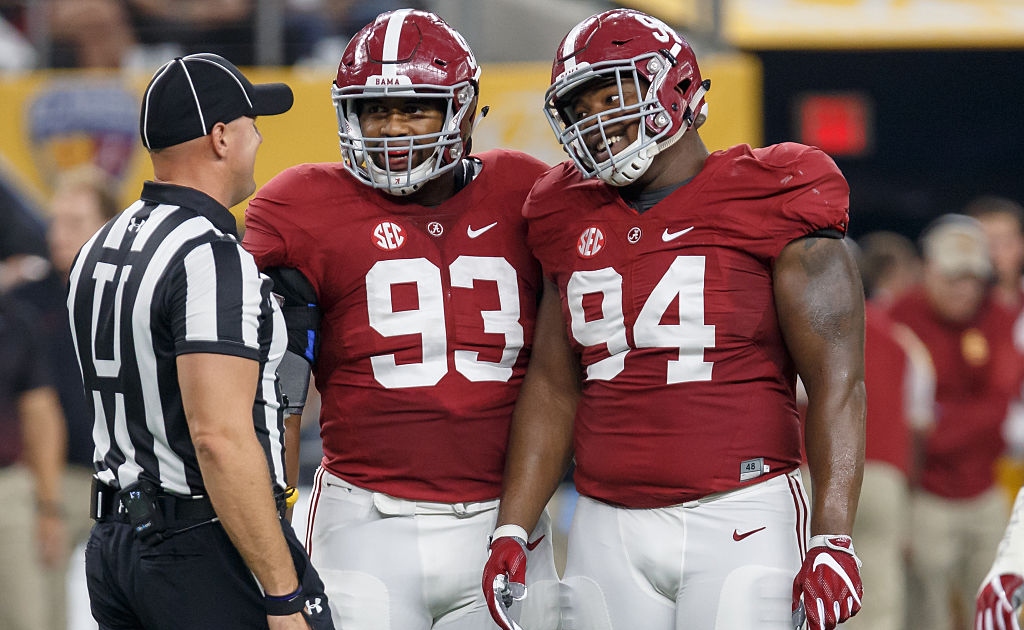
[662,226,694,241]
[811,553,863,605]
[526,535,545,551]
[467,222,498,238]
[732,526,766,541]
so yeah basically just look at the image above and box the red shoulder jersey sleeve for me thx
[524,144,850,508]
[243,151,548,502]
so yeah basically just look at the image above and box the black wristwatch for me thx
[264,585,305,616]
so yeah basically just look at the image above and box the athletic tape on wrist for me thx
[492,524,529,543]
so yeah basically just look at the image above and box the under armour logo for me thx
[127,217,146,232]
[305,597,323,615]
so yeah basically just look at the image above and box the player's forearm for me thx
[195,431,299,596]
[804,386,866,535]
[497,378,576,532]
[284,413,302,488]
[497,278,580,531]
[282,414,303,522]
[774,237,866,535]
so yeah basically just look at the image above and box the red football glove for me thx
[976,573,1024,630]
[792,534,863,630]
[482,525,529,630]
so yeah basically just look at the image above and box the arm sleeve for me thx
[264,267,320,363]
[265,267,320,416]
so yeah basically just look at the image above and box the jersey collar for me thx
[140,181,239,238]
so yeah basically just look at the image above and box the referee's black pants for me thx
[85,516,332,629]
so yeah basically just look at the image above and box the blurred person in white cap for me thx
[967,197,1024,484]
[889,214,1024,630]
[68,53,334,630]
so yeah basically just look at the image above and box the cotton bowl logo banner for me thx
[27,82,138,189]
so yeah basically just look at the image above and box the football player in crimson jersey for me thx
[481,8,866,630]
[242,9,561,630]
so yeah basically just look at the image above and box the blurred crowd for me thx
[0,0,428,70]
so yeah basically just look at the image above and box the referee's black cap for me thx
[140,53,294,150]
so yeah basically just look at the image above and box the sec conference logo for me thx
[577,227,605,258]
[373,221,406,251]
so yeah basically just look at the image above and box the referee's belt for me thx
[91,478,216,523]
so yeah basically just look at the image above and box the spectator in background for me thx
[125,0,334,66]
[967,196,1024,466]
[844,231,934,630]
[891,215,1024,630]
[967,196,1024,313]
[126,0,256,65]
[323,0,429,39]
[12,165,121,630]
[47,0,136,68]
[857,230,924,310]
[0,9,36,70]
[0,283,67,630]
[0,171,48,264]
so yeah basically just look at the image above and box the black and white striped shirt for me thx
[68,182,287,496]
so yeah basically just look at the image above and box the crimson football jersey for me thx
[243,150,546,502]
[525,142,850,508]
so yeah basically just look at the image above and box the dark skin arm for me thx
[774,236,866,535]
[283,413,302,522]
[494,278,580,533]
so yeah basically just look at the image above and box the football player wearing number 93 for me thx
[481,8,866,630]
[242,9,561,630]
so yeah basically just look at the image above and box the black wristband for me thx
[264,585,305,616]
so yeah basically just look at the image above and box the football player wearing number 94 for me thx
[481,8,866,630]
[242,8,561,630]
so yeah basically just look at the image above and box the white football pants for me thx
[561,471,808,630]
[306,466,561,629]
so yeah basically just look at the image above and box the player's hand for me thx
[483,525,529,630]
[792,534,863,630]
[976,573,1024,630]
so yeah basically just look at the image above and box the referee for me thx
[67,54,333,629]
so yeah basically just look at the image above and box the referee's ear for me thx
[208,121,230,159]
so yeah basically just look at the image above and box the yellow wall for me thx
[0,55,760,222]
[724,0,1024,49]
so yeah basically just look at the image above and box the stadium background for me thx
[3,0,1024,242]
